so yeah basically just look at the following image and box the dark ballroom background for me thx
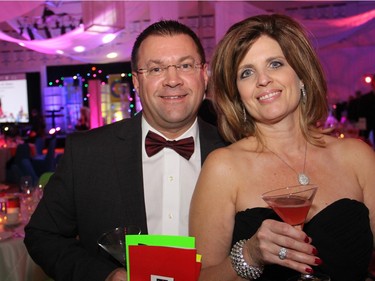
[0,1,374,137]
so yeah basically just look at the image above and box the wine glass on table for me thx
[20,175,34,195]
[262,184,330,281]
[19,175,38,222]
[20,176,33,194]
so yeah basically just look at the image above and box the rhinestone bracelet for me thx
[230,239,264,280]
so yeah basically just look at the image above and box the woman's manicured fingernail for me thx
[304,236,309,243]
[315,258,323,265]
[305,267,314,274]
[312,247,318,255]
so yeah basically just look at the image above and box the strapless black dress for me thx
[232,199,373,281]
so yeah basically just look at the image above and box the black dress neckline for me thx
[232,199,373,281]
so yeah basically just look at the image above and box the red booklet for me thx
[126,235,201,281]
[128,245,200,281]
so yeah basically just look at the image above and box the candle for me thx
[6,196,20,224]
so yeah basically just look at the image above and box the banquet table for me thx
[0,191,49,281]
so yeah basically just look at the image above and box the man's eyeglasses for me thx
[136,62,204,77]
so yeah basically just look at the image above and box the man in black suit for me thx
[24,20,227,281]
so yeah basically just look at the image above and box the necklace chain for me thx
[265,141,310,185]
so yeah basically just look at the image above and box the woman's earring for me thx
[301,85,307,104]
[242,107,247,123]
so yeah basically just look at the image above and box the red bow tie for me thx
[145,131,195,160]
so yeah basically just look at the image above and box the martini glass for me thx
[262,184,330,281]
[97,225,141,267]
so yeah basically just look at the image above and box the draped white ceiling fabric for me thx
[304,9,375,49]
[0,1,374,102]
[0,1,43,23]
[0,1,149,64]
[300,9,375,102]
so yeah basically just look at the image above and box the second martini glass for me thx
[262,184,330,281]
[97,225,141,268]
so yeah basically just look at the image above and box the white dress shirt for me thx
[142,117,201,236]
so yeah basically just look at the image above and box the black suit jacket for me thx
[24,113,227,281]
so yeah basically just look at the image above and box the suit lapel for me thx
[112,114,148,234]
[198,118,227,165]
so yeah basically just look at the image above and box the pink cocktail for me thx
[262,184,317,229]
[265,196,312,228]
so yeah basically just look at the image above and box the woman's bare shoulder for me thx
[206,137,257,161]
[324,135,374,154]
[323,135,375,170]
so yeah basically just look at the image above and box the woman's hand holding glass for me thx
[261,185,329,280]
[246,219,319,274]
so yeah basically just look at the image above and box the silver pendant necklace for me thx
[265,141,310,185]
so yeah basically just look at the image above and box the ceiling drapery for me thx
[303,9,375,49]
[0,1,374,101]
[0,2,373,63]
[0,1,146,64]
[0,1,42,23]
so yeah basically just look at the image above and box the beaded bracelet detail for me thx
[230,239,264,280]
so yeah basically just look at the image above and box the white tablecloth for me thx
[0,191,50,281]
[0,234,49,281]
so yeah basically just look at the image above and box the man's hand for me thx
[105,268,127,281]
